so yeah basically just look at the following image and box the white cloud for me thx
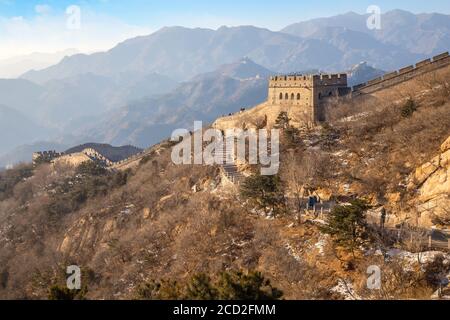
[0,8,152,59]
[35,4,52,15]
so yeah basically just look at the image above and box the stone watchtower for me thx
[268,73,348,125]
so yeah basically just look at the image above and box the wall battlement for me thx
[32,151,65,165]
[32,146,143,169]
[33,53,450,170]
[269,73,347,87]
[218,52,450,131]
[352,52,450,95]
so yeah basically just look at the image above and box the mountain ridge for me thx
[21,12,429,84]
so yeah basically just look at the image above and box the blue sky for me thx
[1,0,449,59]
[2,0,450,28]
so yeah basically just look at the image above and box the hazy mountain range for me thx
[87,58,271,147]
[0,105,52,155]
[282,10,450,56]
[0,9,449,168]
[0,49,79,79]
[0,141,69,169]
[0,57,382,167]
[21,24,420,84]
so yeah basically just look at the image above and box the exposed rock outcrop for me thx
[409,136,450,226]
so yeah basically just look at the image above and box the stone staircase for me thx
[214,137,245,184]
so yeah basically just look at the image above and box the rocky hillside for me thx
[3,9,443,163]
[408,136,450,226]
[347,62,385,86]
[0,65,450,300]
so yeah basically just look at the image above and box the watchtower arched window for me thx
[285,93,289,100]
[291,93,295,100]
[279,93,283,100]
[297,93,301,100]
[318,93,322,100]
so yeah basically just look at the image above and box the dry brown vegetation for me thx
[1,68,450,300]
[321,68,450,203]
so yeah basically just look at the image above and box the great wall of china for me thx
[351,52,450,95]
[110,150,151,170]
[33,52,450,181]
[33,147,148,170]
